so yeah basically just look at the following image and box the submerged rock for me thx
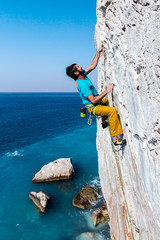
[72,185,99,209]
[29,191,50,212]
[92,202,110,227]
[32,158,75,183]
[59,182,73,192]
[76,232,106,240]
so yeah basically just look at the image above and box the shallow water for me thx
[0,93,111,240]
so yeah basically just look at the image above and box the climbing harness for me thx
[85,104,97,125]
[80,101,108,126]
[80,106,93,125]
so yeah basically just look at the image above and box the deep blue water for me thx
[0,93,110,240]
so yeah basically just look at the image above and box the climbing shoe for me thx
[101,122,109,128]
[113,138,126,146]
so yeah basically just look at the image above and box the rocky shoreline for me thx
[29,158,110,239]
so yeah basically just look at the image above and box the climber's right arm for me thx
[87,83,114,105]
[85,44,104,75]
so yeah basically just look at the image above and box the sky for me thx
[0,0,98,92]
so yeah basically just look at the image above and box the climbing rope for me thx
[108,126,135,239]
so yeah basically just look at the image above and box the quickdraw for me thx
[80,104,97,125]
[87,107,93,125]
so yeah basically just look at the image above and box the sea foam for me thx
[5,150,24,157]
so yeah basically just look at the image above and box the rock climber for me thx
[66,44,126,145]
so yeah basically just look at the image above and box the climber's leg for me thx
[94,105,123,137]
[100,98,109,124]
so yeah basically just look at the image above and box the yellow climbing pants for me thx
[88,98,123,137]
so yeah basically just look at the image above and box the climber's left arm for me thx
[85,44,104,75]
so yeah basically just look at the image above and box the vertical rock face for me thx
[95,0,160,239]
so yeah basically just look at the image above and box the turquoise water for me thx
[0,93,111,240]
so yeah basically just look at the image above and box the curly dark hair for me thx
[66,64,78,80]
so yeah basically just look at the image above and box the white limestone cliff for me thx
[95,0,160,239]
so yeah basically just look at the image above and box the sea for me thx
[0,93,111,240]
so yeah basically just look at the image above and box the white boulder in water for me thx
[32,158,75,183]
[76,232,106,240]
[29,191,50,212]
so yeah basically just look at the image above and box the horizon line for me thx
[0,91,78,93]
